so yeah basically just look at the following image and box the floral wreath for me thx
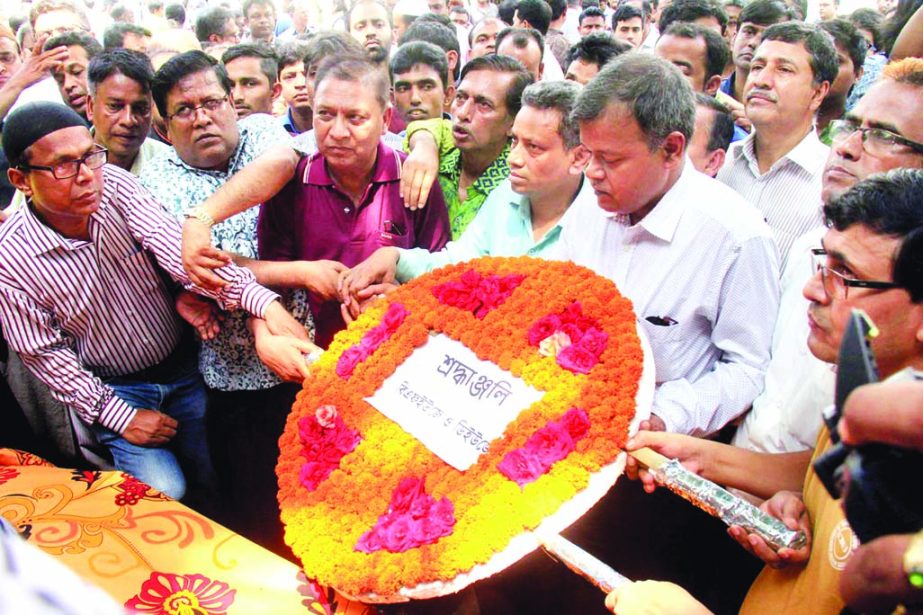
[276,256,647,600]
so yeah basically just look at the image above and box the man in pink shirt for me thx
[255,56,450,347]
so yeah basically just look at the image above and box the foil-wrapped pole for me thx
[539,533,632,594]
[632,450,807,552]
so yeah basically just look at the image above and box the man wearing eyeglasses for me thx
[615,169,923,615]
[717,22,837,267]
[731,58,923,457]
[139,50,319,551]
[0,102,309,511]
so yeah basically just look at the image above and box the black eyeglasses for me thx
[167,96,229,122]
[18,147,108,179]
[811,248,900,300]
[829,119,923,156]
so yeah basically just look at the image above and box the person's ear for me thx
[662,131,686,165]
[538,62,544,81]
[271,81,282,100]
[704,75,722,97]
[443,84,455,111]
[702,147,726,177]
[85,93,96,119]
[381,103,393,135]
[568,144,591,174]
[8,167,31,198]
[809,80,830,113]
[446,50,459,75]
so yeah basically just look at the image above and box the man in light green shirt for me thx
[339,81,591,308]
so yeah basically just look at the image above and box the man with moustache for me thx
[337,80,592,305]
[86,49,168,175]
[734,57,923,455]
[717,22,837,265]
[348,0,393,68]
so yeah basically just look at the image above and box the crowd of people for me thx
[0,0,922,612]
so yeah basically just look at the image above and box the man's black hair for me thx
[738,0,794,27]
[165,3,185,26]
[458,54,535,118]
[548,0,568,21]
[44,30,103,56]
[694,92,734,153]
[497,25,546,57]
[662,22,730,81]
[152,50,232,117]
[195,6,234,42]
[88,48,154,94]
[823,169,923,302]
[498,0,518,24]
[302,31,364,70]
[760,22,838,85]
[242,0,275,17]
[276,41,310,72]
[847,7,882,51]
[390,40,450,89]
[515,0,553,34]
[659,0,728,35]
[103,22,151,49]
[612,4,645,27]
[579,6,607,23]
[565,31,631,68]
[221,42,279,85]
[401,20,461,80]
[819,18,868,77]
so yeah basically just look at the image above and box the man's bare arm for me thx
[181,143,300,288]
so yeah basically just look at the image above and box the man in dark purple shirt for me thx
[257,55,450,347]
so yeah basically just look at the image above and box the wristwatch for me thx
[184,206,215,227]
[903,529,923,588]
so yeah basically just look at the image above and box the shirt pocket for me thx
[640,317,688,383]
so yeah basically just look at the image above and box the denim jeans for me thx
[91,355,216,503]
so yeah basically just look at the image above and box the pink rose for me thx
[499,274,525,293]
[381,516,416,553]
[525,423,575,467]
[300,461,333,491]
[557,344,598,374]
[355,527,383,553]
[577,327,609,358]
[498,449,546,487]
[360,324,389,352]
[560,408,591,440]
[315,405,337,429]
[389,477,427,514]
[335,345,368,378]
[431,497,456,531]
[460,269,482,288]
[528,314,563,346]
[381,303,409,332]
[560,323,586,344]
[298,415,324,443]
[433,284,480,311]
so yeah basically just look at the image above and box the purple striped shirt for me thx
[0,165,278,434]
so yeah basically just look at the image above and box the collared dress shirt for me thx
[717,128,828,266]
[259,142,450,347]
[140,113,310,391]
[554,163,780,435]
[733,226,833,453]
[0,165,278,434]
[395,176,593,281]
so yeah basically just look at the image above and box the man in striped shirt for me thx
[717,23,837,266]
[0,102,307,505]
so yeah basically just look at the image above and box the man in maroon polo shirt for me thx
[256,55,450,347]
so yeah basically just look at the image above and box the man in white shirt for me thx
[717,22,837,265]
[733,57,923,454]
[560,52,780,437]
